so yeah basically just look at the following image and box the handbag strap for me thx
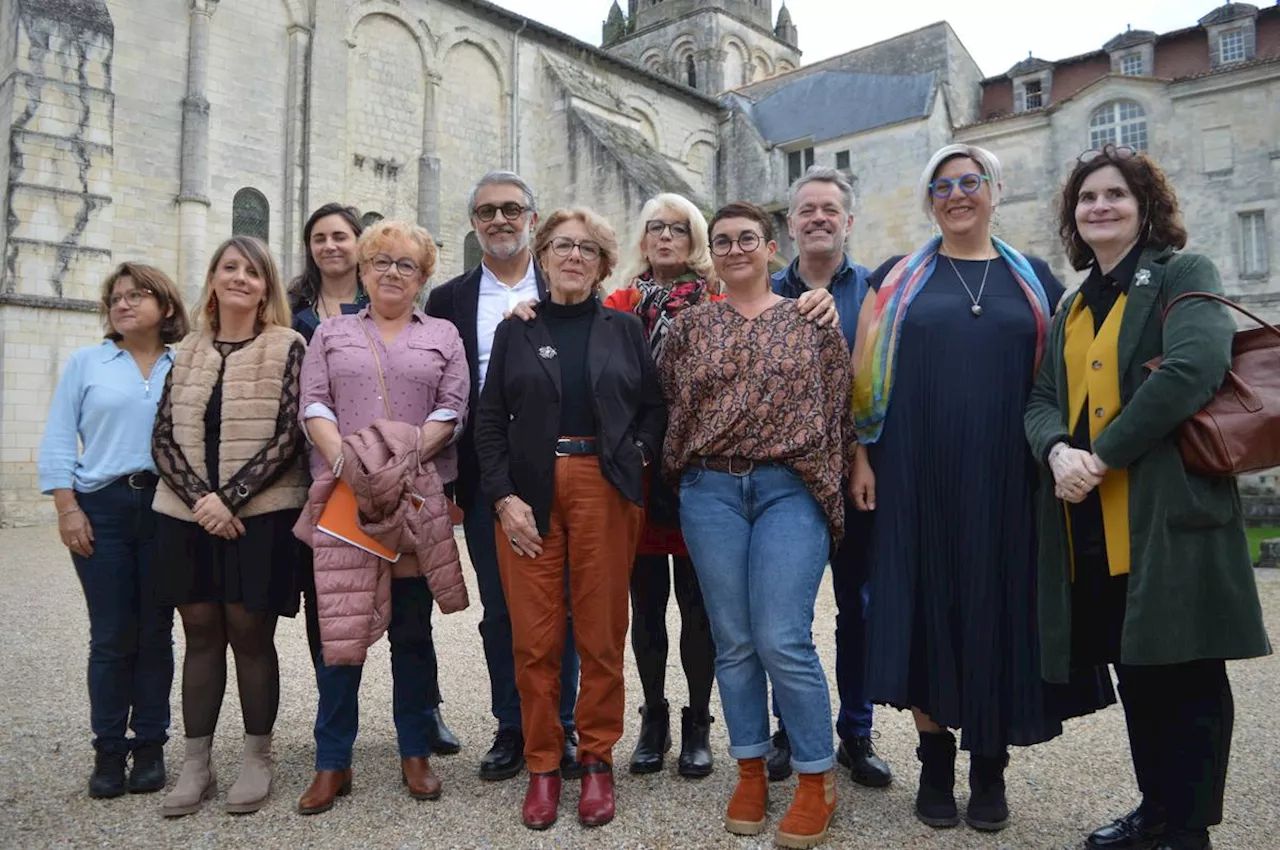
[358,318,395,420]
[1162,291,1280,340]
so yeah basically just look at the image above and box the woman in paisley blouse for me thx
[659,201,852,849]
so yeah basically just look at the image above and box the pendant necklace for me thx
[945,255,992,317]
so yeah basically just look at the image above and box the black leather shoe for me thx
[561,728,585,779]
[479,727,525,781]
[89,750,127,799]
[628,701,670,775]
[1153,829,1210,850]
[837,734,892,787]
[1086,805,1169,849]
[766,728,792,782]
[425,708,461,755]
[677,707,713,778]
[127,742,166,794]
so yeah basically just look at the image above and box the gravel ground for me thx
[0,523,1276,849]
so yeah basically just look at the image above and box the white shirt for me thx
[477,256,539,393]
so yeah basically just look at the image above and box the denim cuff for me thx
[791,753,837,774]
[727,739,772,760]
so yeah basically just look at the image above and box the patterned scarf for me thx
[633,271,708,365]
[851,235,1050,444]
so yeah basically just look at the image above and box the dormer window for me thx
[1202,5,1258,69]
[1219,28,1246,64]
[1022,79,1043,109]
[1010,62,1052,113]
[1120,53,1144,76]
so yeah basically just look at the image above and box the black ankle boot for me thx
[629,701,671,774]
[128,742,167,793]
[677,707,713,778]
[965,751,1009,831]
[89,750,128,799]
[915,730,959,828]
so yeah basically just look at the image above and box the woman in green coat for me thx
[1025,145,1270,850]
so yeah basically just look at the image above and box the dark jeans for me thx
[774,501,874,741]
[1117,658,1233,830]
[313,577,442,770]
[463,484,578,732]
[70,480,174,754]
[629,553,715,712]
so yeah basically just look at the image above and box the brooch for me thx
[538,345,557,360]
[1134,268,1151,287]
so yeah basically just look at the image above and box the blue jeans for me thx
[314,577,442,769]
[679,464,835,774]
[70,479,174,755]
[773,500,875,740]
[463,484,578,732]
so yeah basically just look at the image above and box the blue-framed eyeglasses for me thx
[928,173,990,199]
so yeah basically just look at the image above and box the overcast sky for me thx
[489,0,1225,78]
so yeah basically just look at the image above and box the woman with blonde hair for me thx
[152,235,308,817]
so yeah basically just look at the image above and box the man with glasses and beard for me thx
[427,171,582,783]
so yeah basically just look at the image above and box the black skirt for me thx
[155,509,303,616]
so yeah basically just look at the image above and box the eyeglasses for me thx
[927,173,990,199]
[369,255,421,276]
[710,231,762,257]
[1078,144,1136,164]
[473,202,528,222]
[645,220,691,238]
[549,237,602,261]
[107,289,154,308]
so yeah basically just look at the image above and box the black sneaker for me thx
[128,742,166,793]
[89,751,127,799]
[766,729,792,782]
[837,734,893,787]
[479,727,525,781]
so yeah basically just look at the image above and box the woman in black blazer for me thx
[475,207,666,831]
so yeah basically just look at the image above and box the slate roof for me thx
[1103,29,1158,51]
[730,69,936,145]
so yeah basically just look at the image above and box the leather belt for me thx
[555,437,597,457]
[693,456,762,476]
[121,471,159,490]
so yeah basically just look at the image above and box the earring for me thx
[206,292,218,316]
[256,300,266,323]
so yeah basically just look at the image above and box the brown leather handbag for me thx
[1146,292,1280,476]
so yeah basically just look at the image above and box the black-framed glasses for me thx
[927,173,990,199]
[473,202,528,222]
[369,255,421,276]
[549,237,601,261]
[107,289,154,308]
[710,231,762,257]
[645,220,691,238]
[1078,144,1136,164]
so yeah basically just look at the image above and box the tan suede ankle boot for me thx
[161,735,217,818]
[224,733,273,814]
[775,770,836,849]
[725,757,768,836]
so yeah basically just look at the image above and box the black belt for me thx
[118,471,158,490]
[693,456,766,476]
[555,438,597,457]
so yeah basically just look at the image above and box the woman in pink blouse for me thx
[295,219,470,814]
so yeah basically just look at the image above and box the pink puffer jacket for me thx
[294,420,468,665]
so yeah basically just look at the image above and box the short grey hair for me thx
[787,165,855,215]
[467,170,538,215]
[918,143,1003,219]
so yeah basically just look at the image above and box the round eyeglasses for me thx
[549,237,601,261]
[107,289,154,308]
[370,255,421,276]
[645,220,691,238]
[473,203,528,222]
[1078,144,1136,164]
[710,231,761,257]
[927,173,990,200]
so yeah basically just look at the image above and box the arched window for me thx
[232,188,269,242]
[361,211,384,228]
[1088,100,1148,152]
[463,231,482,271]
[685,55,697,89]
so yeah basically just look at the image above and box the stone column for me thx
[176,0,218,299]
[418,71,443,237]
[282,22,312,280]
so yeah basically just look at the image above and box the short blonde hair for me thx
[533,207,619,286]
[100,262,189,344]
[919,143,1004,220]
[619,193,717,288]
[357,219,438,280]
[193,236,291,331]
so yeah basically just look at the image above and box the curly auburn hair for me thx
[1058,149,1187,270]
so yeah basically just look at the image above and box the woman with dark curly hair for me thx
[1026,144,1270,850]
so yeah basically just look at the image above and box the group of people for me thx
[38,142,1269,850]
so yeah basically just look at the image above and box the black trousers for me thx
[629,554,716,712]
[1116,659,1233,830]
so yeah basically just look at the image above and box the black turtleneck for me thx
[543,297,597,437]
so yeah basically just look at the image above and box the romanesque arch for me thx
[721,35,750,89]
[625,95,662,150]
[640,48,665,77]
[751,50,775,81]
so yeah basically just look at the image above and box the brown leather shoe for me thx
[401,757,442,801]
[297,769,352,815]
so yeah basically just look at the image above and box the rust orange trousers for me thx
[495,455,644,773]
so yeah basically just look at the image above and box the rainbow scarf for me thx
[851,235,1050,444]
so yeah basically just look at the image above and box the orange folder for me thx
[316,479,401,563]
